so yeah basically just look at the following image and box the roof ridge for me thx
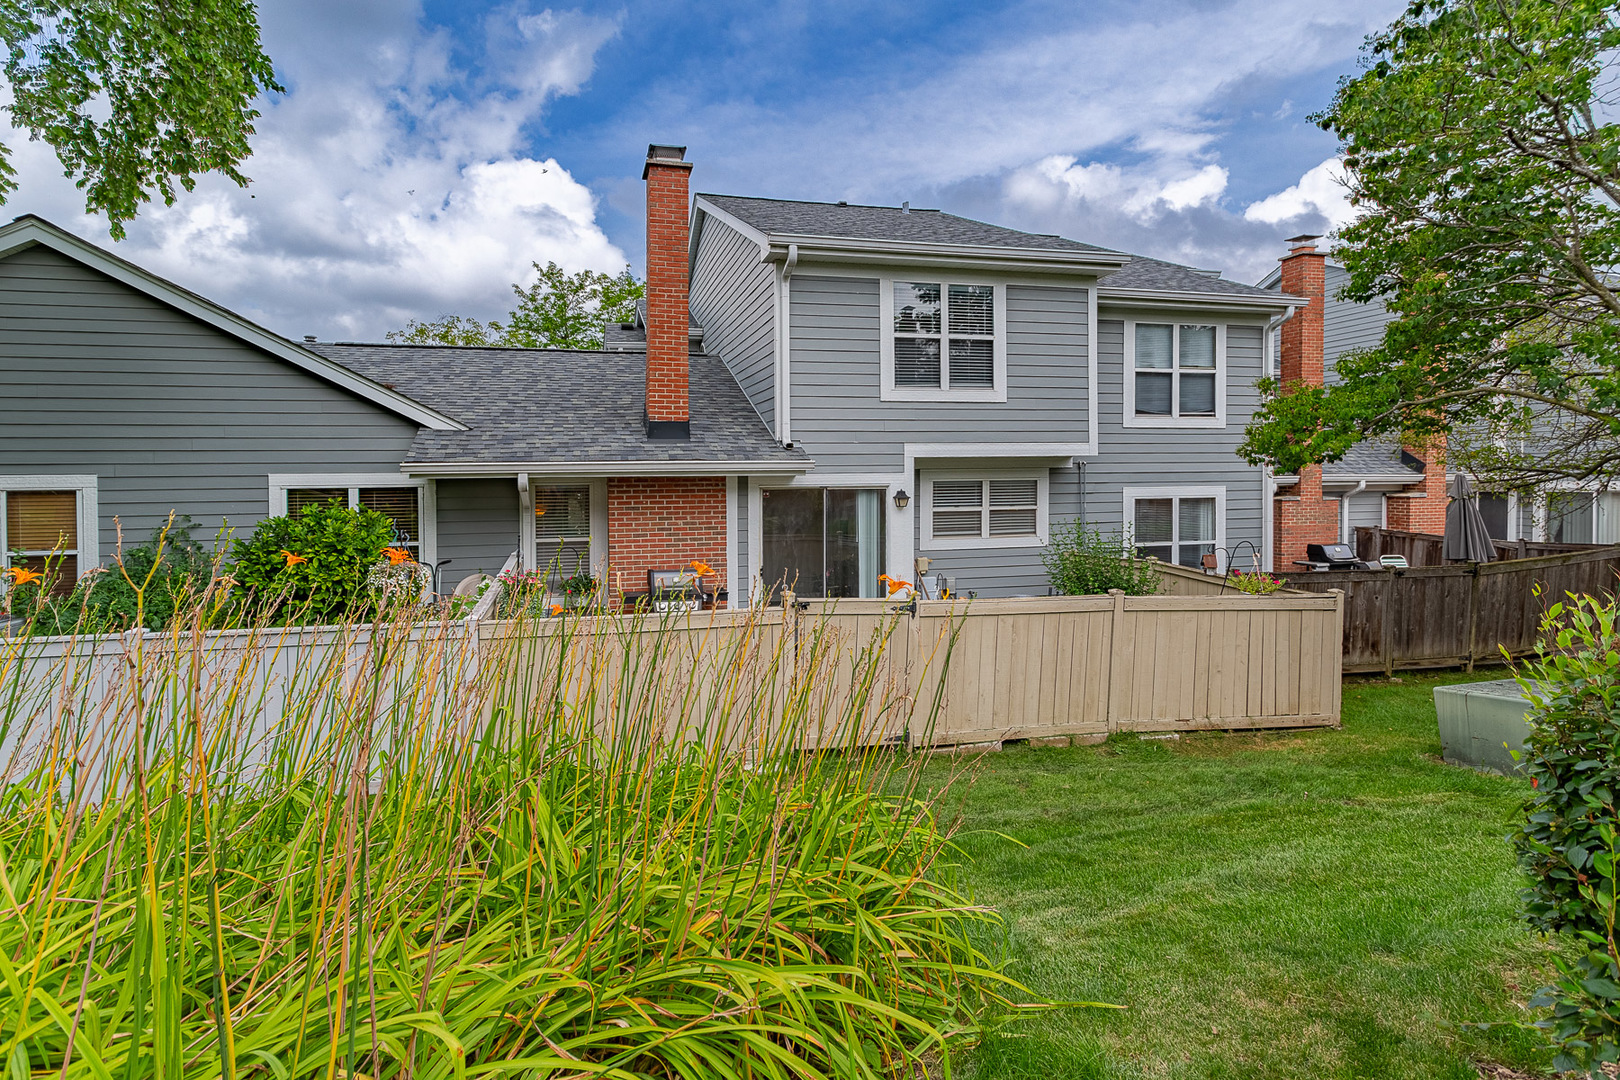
[699,192,940,213]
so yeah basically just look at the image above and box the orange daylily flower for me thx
[383,547,413,565]
[550,604,564,616]
[4,567,42,586]
[689,560,714,578]
[878,574,912,596]
[280,550,308,567]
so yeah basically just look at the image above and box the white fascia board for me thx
[763,235,1129,276]
[1099,287,1306,314]
[1323,474,1427,488]
[0,217,466,432]
[904,442,1093,472]
[404,458,814,478]
[691,198,773,262]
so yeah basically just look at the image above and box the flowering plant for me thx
[1227,570,1285,595]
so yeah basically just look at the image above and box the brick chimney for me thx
[1272,234,1342,570]
[1278,234,1325,391]
[642,144,693,440]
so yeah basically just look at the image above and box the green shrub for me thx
[231,501,395,621]
[1228,569,1285,595]
[1043,521,1160,596]
[1514,593,1620,1073]
[8,517,226,634]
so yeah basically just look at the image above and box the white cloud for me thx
[0,1,627,340]
[1008,156,1229,221]
[1244,157,1353,227]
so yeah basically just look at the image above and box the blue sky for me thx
[4,0,1402,340]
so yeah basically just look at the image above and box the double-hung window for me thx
[1124,486,1225,569]
[534,485,592,578]
[271,475,432,564]
[921,473,1048,548]
[0,476,97,594]
[881,279,1006,401]
[1126,321,1224,426]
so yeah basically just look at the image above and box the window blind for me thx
[287,489,346,517]
[359,487,420,545]
[987,479,1038,536]
[6,491,76,552]
[931,480,984,538]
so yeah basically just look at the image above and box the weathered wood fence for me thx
[1353,525,1604,567]
[1276,546,1620,673]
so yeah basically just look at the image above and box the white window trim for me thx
[0,474,99,581]
[879,278,1008,403]
[1122,319,1227,429]
[1122,484,1227,570]
[920,469,1049,550]
[267,473,436,569]
[518,478,607,579]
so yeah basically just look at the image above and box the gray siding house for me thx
[2,146,1305,605]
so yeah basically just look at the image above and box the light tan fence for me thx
[487,591,1346,749]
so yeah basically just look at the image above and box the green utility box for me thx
[1433,679,1534,775]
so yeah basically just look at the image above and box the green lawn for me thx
[936,669,1565,1080]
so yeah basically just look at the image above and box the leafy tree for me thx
[1239,0,1620,489]
[388,262,643,350]
[0,0,281,238]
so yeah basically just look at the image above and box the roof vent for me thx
[837,200,847,206]
[303,335,317,343]
[900,201,910,215]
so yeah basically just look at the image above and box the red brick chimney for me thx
[1273,234,1342,570]
[642,144,693,440]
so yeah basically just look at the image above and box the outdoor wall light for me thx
[893,489,911,510]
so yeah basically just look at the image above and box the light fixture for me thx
[893,489,911,510]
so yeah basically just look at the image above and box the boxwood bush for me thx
[231,500,397,621]
[1515,593,1620,1073]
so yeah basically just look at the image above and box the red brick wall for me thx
[643,149,693,424]
[1274,237,1339,567]
[605,477,727,605]
[1274,464,1341,571]
[1385,439,1449,534]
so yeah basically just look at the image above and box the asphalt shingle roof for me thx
[1322,439,1424,479]
[310,344,806,469]
[700,194,1114,253]
[699,193,1286,301]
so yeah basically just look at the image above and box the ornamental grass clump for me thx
[0,591,1019,1078]
[1515,593,1620,1073]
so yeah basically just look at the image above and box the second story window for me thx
[881,279,1006,402]
[1125,321,1225,427]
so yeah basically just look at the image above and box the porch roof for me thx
[311,343,809,475]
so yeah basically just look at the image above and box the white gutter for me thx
[1339,479,1368,545]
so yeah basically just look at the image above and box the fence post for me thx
[1381,574,1394,678]
[1466,563,1481,672]
[1105,589,1125,733]
[1330,589,1346,724]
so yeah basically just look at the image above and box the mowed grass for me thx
[935,669,1565,1080]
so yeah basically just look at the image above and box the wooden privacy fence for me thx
[1353,525,1605,567]
[0,592,1345,774]
[1277,546,1620,673]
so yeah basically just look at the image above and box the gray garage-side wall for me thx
[690,216,777,433]
[0,244,421,558]
[434,479,518,587]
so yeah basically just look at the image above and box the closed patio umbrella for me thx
[1443,473,1496,563]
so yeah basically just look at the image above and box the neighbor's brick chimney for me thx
[642,144,693,440]
[1273,234,1342,571]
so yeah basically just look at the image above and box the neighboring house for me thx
[1263,248,1614,549]
[1,144,1304,605]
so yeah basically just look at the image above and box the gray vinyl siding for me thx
[788,275,1089,472]
[435,479,518,587]
[1346,490,1385,532]
[0,244,420,556]
[1323,264,1392,384]
[690,217,776,432]
[1074,316,1267,570]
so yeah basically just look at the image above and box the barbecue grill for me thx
[1296,543,1375,571]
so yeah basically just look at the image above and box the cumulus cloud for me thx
[1244,157,1353,227]
[1,0,627,340]
[1008,156,1229,221]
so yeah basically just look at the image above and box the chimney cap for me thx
[1286,233,1322,246]
[642,143,693,178]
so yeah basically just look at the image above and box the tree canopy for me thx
[0,0,281,238]
[1239,0,1620,489]
[389,262,644,351]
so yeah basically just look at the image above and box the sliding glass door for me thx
[760,487,886,600]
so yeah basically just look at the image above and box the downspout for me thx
[517,472,532,571]
[1260,311,1290,572]
[1340,479,1367,546]
[775,243,798,447]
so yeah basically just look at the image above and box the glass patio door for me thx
[760,488,885,601]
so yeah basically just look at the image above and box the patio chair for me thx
[1379,555,1409,570]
